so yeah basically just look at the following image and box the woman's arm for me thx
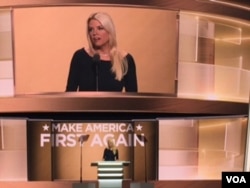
[65,51,81,91]
[124,54,138,92]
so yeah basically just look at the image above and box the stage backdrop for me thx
[27,119,158,181]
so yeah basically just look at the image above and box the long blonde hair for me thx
[86,12,128,81]
[107,138,117,154]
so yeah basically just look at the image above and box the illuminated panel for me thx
[244,99,250,171]
[158,117,248,180]
[0,10,14,97]
[0,118,27,181]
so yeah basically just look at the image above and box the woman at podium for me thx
[103,138,119,161]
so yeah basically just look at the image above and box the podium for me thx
[91,161,130,188]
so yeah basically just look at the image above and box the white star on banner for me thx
[136,124,143,131]
[43,124,49,131]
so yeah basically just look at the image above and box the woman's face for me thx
[88,19,110,49]
[107,139,114,148]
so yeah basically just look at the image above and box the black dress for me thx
[66,48,138,92]
[103,148,119,161]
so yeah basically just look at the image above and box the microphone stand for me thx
[80,140,83,183]
[145,139,147,183]
[78,135,89,183]
[93,53,100,91]
[95,63,99,91]
[137,134,148,183]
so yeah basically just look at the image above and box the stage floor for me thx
[0,180,221,188]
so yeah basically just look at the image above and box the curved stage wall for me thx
[0,92,248,116]
[0,93,249,188]
[0,0,249,21]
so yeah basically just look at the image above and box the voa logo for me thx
[40,122,145,147]
[226,176,246,184]
[222,172,250,188]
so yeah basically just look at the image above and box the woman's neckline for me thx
[83,48,111,62]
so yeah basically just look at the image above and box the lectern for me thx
[91,161,130,188]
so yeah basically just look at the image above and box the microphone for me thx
[93,53,100,62]
[93,53,100,91]
[137,134,148,142]
[79,134,90,144]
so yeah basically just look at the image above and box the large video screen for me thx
[12,6,178,95]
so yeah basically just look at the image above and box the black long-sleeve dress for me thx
[103,148,119,161]
[66,48,138,92]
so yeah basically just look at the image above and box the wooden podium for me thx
[91,161,130,188]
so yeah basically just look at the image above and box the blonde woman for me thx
[103,138,119,161]
[66,12,137,92]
